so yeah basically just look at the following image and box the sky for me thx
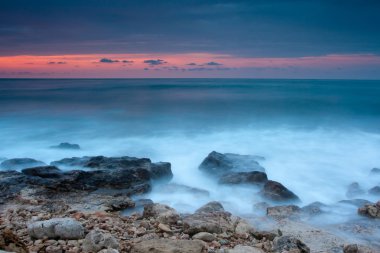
[0,0,379,79]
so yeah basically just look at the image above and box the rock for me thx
[368,186,380,196]
[234,219,255,236]
[218,171,268,185]
[21,166,63,178]
[45,245,63,253]
[0,158,46,170]
[370,168,380,175]
[267,205,301,219]
[251,231,278,241]
[101,195,135,211]
[27,218,85,240]
[130,239,207,253]
[195,201,224,213]
[158,223,172,233]
[143,203,180,224]
[98,250,119,253]
[192,232,216,242]
[343,244,358,253]
[260,180,300,203]
[273,235,310,253]
[155,183,210,197]
[82,230,119,253]
[346,182,365,198]
[358,201,380,218]
[183,211,234,235]
[50,142,81,150]
[301,202,327,216]
[221,245,265,253]
[199,151,265,177]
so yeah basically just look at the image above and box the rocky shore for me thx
[0,151,379,253]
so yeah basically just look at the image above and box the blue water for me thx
[1,78,380,212]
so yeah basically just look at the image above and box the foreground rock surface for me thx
[27,218,85,240]
[131,239,207,253]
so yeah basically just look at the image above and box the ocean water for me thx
[1,78,380,214]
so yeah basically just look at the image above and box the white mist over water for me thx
[1,124,380,214]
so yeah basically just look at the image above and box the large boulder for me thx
[218,171,267,185]
[130,239,207,253]
[21,166,62,178]
[143,203,180,224]
[183,207,234,235]
[50,142,81,150]
[0,158,46,170]
[260,180,300,203]
[358,201,380,218]
[27,218,85,240]
[82,230,119,253]
[199,151,265,177]
[272,235,310,253]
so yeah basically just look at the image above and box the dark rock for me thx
[199,151,265,177]
[260,180,300,203]
[368,186,380,196]
[273,235,310,253]
[346,182,365,198]
[267,205,301,219]
[339,199,373,207]
[21,166,62,178]
[156,183,209,197]
[195,201,224,213]
[50,142,81,150]
[358,201,380,218]
[370,168,380,175]
[51,156,172,182]
[218,171,267,185]
[251,230,278,241]
[0,158,46,170]
[301,201,327,216]
[343,244,358,253]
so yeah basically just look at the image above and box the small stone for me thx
[158,223,172,233]
[343,244,358,253]
[192,232,216,242]
[82,230,119,253]
[45,245,63,253]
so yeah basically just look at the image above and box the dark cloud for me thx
[99,58,119,63]
[0,0,379,57]
[143,59,167,66]
[204,61,223,66]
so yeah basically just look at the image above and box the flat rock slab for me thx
[27,218,85,240]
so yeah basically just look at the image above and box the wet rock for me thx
[156,183,210,197]
[346,182,365,198]
[273,235,310,253]
[50,142,81,150]
[343,244,358,253]
[358,201,380,218]
[368,186,380,196]
[260,180,300,203]
[143,203,180,224]
[1,158,46,170]
[195,201,224,213]
[21,166,63,178]
[234,219,255,236]
[199,151,265,177]
[220,245,265,253]
[218,171,268,185]
[192,232,216,242]
[301,202,327,216]
[27,218,85,240]
[267,205,301,219]
[82,230,119,253]
[183,211,234,235]
[131,238,207,253]
[370,168,380,175]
